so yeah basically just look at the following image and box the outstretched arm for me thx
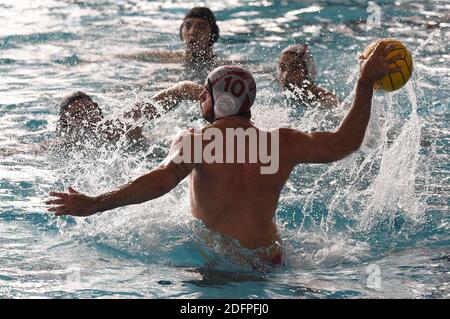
[46,131,195,217]
[115,50,184,63]
[124,81,203,121]
[152,81,203,108]
[283,42,403,164]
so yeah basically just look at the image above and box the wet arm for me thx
[94,160,193,213]
[115,50,184,63]
[285,42,403,164]
[47,132,195,216]
[313,85,341,108]
[284,79,375,164]
[125,81,203,121]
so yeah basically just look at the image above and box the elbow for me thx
[340,141,362,159]
[153,167,179,196]
[146,181,173,201]
[329,132,363,162]
[154,184,172,198]
[347,139,363,154]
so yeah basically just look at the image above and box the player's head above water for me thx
[57,91,103,135]
[278,44,317,90]
[180,7,220,51]
[199,65,257,123]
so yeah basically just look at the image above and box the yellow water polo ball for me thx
[361,38,414,92]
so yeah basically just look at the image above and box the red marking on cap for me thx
[238,95,251,113]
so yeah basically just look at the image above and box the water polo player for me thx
[57,91,146,149]
[47,43,403,268]
[126,44,342,122]
[117,7,221,69]
[278,44,340,108]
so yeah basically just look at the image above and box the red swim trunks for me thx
[271,252,285,266]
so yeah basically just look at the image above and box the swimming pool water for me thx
[0,0,448,298]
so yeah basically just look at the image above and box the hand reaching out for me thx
[46,186,98,217]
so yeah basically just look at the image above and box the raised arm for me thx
[310,85,341,108]
[46,131,195,217]
[283,42,403,164]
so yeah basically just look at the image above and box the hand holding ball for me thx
[361,38,413,92]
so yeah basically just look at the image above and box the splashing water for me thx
[0,0,448,298]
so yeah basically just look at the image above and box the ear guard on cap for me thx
[206,65,257,121]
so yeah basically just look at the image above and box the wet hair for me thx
[57,91,102,133]
[179,7,220,47]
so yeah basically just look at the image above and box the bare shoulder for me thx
[170,128,196,147]
[270,127,309,144]
[161,129,197,174]
[269,127,301,154]
[270,127,318,164]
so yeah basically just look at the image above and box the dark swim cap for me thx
[281,44,317,83]
[59,91,97,113]
[179,7,220,47]
[206,65,256,120]
[57,91,102,133]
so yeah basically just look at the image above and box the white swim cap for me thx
[281,44,317,83]
[206,65,257,120]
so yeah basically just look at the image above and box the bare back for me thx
[189,117,294,252]
[48,45,392,269]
